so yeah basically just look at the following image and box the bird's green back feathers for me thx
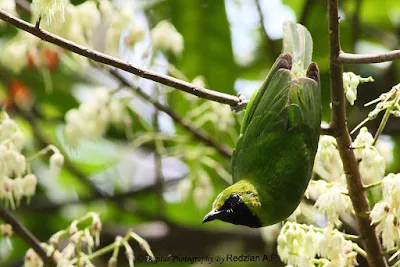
[204,22,321,227]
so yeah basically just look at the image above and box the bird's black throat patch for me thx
[218,194,262,228]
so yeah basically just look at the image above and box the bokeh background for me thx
[1,0,400,266]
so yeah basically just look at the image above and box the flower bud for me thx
[0,224,13,237]
[12,131,25,151]
[13,177,24,206]
[50,152,64,173]
[23,174,37,198]
[25,248,44,267]
[151,20,184,56]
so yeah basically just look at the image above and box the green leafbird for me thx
[203,22,321,227]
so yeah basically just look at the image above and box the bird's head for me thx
[202,180,262,228]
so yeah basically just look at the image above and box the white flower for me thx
[14,154,27,177]
[313,136,343,182]
[328,233,345,258]
[105,8,132,55]
[151,20,184,56]
[13,177,24,206]
[23,174,38,199]
[343,72,373,105]
[76,1,101,34]
[32,0,67,27]
[370,201,390,226]
[305,180,329,199]
[352,127,373,159]
[124,24,146,48]
[50,152,64,174]
[24,248,44,267]
[11,131,25,151]
[381,212,399,249]
[2,119,15,138]
[315,184,353,226]
[381,173,397,203]
[64,88,115,146]
[359,147,385,184]
[303,228,318,258]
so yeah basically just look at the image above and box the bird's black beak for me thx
[202,209,225,223]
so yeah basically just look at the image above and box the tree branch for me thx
[328,1,387,267]
[0,7,332,136]
[0,205,55,266]
[110,69,233,158]
[338,51,400,64]
[0,8,244,108]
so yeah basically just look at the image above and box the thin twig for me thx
[0,205,55,266]
[2,6,332,135]
[338,51,400,64]
[110,69,233,158]
[328,1,387,267]
[0,8,244,108]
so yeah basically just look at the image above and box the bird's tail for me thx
[282,21,313,78]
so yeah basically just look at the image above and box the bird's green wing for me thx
[240,54,293,134]
[287,63,321,152]
[232,59,321,182]
[232,54,294,181]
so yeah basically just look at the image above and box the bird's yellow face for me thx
[202,180,262,228]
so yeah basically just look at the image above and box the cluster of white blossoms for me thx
[278,222,360,267]
[0,114,35,208]
[1,0,146,72]
[185,100,235,133]
[0,112,64,209]
[32,0,67,27]
[308,127,389,227]
[310,180,353,227]
[151,20,184,56]
[342,72,374,105]
[313,136,343,182]
[64,88,129,147]
[352,127,386,184]
[24,212,154,267]
[24,212,102,267]
[370,173,400,250]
